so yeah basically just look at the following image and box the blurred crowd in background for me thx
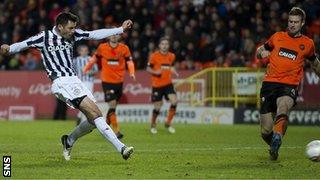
[0,0,319,71]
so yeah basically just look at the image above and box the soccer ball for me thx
[305,140,320,162]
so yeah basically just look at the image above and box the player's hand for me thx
[0,44,10,55]
[260,50,270,59]
[122,20,133,31]
[130,74,136,81]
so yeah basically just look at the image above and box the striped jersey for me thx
[9,26,123,80]
[73,55,98,82]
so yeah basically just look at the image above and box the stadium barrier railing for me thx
[174,67,265,108]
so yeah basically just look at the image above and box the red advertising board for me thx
[93,71,202,104]
[0,71,55,119]
[1,69,318,119]
[298,70,320,105]
[0,71,198,119]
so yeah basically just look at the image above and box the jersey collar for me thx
[286,31,302,38]
[52,26,73,42]
[52,26,62,38]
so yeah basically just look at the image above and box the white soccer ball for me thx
[305,140,320,162]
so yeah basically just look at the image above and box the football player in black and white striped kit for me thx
[73,45,98,125]
[0,12,134,161]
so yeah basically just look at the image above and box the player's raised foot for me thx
[150,127,157,134]
[116,132,124,139]
[121,146,134,160]
[61,135,72,161]
[269,132,282,161]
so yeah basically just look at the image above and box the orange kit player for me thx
[256,7,320,161]
[147,37,179,134]
[83,34,135,139]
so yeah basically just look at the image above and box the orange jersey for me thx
[95,43,132,83]
[263,31,315,85]
[148,51,176,87]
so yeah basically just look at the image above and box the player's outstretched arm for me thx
[79,20,133,41]
[0,41,30,55]
[1,32,44,55]
[256,45,271,59]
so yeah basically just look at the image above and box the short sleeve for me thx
[264,33,277,51]
[307,40,315,58]
[124,45,132,59]
[148,54,155,67]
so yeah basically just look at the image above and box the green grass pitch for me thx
[0,120,319,178]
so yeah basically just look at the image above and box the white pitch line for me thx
[75,146,304,155]
[0,143,304,154]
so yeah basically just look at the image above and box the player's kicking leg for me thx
[62,96,134,161]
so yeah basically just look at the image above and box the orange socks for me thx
[165,105,177,126]
[107,108,119,133]
[273,114,288,136]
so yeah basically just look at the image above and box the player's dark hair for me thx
[159,37,170,44]
[289,7,306,22]
[55,12,79,26]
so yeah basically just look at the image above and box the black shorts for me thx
[152,84,176,102]
[260,82,298,114]
[102,82,123,102]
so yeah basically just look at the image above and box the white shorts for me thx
[51,76,96,108]
[82,81,94,93]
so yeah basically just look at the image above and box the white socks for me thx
[68,120,95,146]
[94,117,125,152]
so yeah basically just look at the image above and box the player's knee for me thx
[260,118,273,134]
[88,108,102,121]
[170,98,177,105]
[170,104,177,110]
[108,100,117,108]
[154,102,163,110]
[277,97,294,109]
[71,95,87,108]
[261,125,273,134]
[153,109,160,115]
[275,114,288,122]
[107,108,116,116]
